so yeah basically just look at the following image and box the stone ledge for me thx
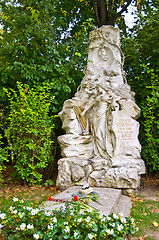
[44,186,132,217]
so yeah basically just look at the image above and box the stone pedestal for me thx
[56,25,145,190]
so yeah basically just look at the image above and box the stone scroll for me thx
[56,25,145,190]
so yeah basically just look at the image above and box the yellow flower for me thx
[60,8,67,16]
[77,0,88,5]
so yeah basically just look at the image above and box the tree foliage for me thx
[122,7,159,173]
[0,0,94,114]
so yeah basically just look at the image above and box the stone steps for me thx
[44,186,132,217]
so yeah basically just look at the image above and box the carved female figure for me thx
[78,85,117,159]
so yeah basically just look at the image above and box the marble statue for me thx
[56,25,145,191]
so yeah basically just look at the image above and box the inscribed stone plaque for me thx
[116,118,135,141]
[112,110,141,158]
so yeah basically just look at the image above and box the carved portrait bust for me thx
[96,46,114,69]
[98,47,108,61]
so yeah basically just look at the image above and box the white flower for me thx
[131,218,134,223]
[5,1,13,6]
[121,217,127,223]
[99,213,104,219]
[112,223,115,227]
[26,206,32,211]
[64,226,70,233]
[88,233,94,239]
[27,224,34,230]
[74,231,78,237]
[85,216,91,222]
[119,212,123,217]
[117,224,124,231]
[107,216,111,221]
[10,206,14,211]
[13,210,17,214]
[136,227,139,231]
[77,218,82,223]
[18,212,24,218]
[13,197,18,202]
[113,213,119,219]
[99,214,106,221]
[20,223,26,231]
[53,217,57,223]
[70,210,74,215]
[45,211,51,216]
[87,208,92,213]
[106,229,114,235]
[106,229,110,234]
[33,234,40,239]
[0,213,6,219]
[47,223,53,230]
[31,208,39,216]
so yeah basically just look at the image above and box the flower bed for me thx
[0,197,138,239]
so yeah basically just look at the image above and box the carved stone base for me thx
[57,134,93,159]
[56,157,92,190]
[111,156,145,175]
[56,156,145,190]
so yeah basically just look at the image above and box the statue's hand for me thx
[80,110,86,116]
[110,101,119,111]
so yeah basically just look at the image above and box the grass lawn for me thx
[130,196,159,240]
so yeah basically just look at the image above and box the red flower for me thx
[49,196,53,201]
[74,195,78,202]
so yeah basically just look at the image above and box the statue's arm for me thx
[80,97,99,116]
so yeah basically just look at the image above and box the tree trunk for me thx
[91,0,132,27]
[97,0,107,26]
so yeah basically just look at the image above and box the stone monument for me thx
[56,25,145,191]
